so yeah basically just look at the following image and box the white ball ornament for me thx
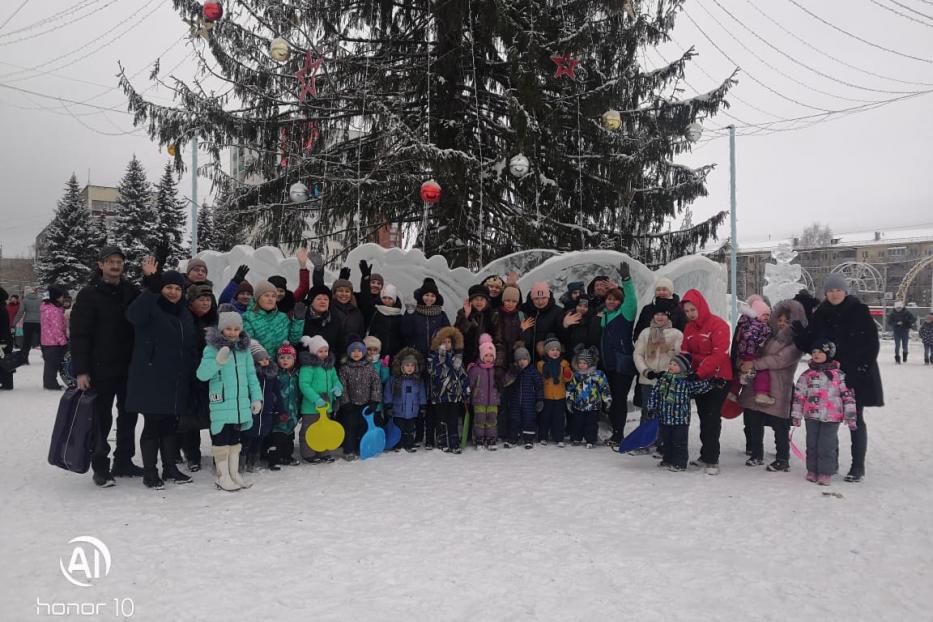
[508,154,530,178]
[601,109,622,131]
[685,122,703,143]
[289,182,308,203]
[270,38,290,62]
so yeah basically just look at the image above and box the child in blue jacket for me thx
[383,347,427,452]
[565,345,612,448]
[241,340,282,472]
[506,345,544,449]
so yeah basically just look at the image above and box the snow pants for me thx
[745,409,790,462]
[538,399,565,443]
[694,385,728,465]
[849,406,867,476]
[569,408,599,445]
[805,419,840,477]
[90,375,138,474]
[338,403,365,457]
[924,342,933,364]
[394,417,416,450]
[659,423,689,469]
[41,345,67,389]
[606,371,635,441]
[472,404,498,444]
[434,402,461,450]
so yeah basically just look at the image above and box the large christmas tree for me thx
[153,163,189,268]
[35,174,104,290]
[121,0,732,267]
[111,156,158,280]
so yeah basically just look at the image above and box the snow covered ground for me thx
[2,341,931,621]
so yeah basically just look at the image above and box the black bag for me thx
[0,348,26,373]
[48,388,98,474]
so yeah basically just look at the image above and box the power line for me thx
[786,0,933,63]
[0,82,131,113]
[0,0,31,32]
[0,0,119,46]
[868,0,933,28]
[0,0,97,38]
[707,0,928,94]
[741,0,933,87]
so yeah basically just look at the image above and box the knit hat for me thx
[513,345,531,362]
[98,245,125,261]
[400,351,419,366]
[346,336,366,357]
[364,335,382,351]
[370,273,384,286]
[307,282,332,301]
[543,334,562,353]
[161,271,186,288]
[750,299,771,318]
[414,278,442,305]
[574,295,591,308]
[478,333,496,360]
[811,338,836,359]
[531,282,550,298]
[468,284,490,300]
[332,278,353,293]
[218,311,243,332]
[653,297,677,314]
[482,275,504,289]
[236,281,254,296]
[670,352,693,373]
[268,275,288,290]
[823,274,849,294]
[186,258,208,275]
[252,280,277,301]
[380,283,398,303]
[654,277,675,293]
[187,283,214,303]
[277,342,297,359]
[47,285,67,302]
[302,334,329,355]
[249,339,270,362]
[573,345,599,368]
[566,281,585,295]
[502,286,521,304]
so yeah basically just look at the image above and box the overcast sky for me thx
[1,0,931,258]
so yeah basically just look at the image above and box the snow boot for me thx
[143,468,164,490]
[228,444,253,488]
[817,474,831,486]
[705,464,720,476]
[160,436,192,484]
[92,470,115,488]
[745,457,764,466]
[806,471,817,483]
[111,460,145,478]
[212,446,241,492]
[766,459,790,472]
[844,469,864,483]
[895,354,901,364]
[140,437,161,488]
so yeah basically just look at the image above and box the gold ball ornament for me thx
[166,144,177,157]
[601,109,622,131]
[270,38,291,62]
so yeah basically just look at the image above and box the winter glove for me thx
[791,320,806,336]
[216,346,231,365]
[359,260,372,279]
[309,251,324,270]
[339,266,351,280]
[154,243,170,271]
[333,386,344,398]
[437,344,447,356]
[300,336,314,350]
[452,354,463,370]
[619,261,631,281]
[232,264,249,284]
[644,370,661,380]
[250,401,263,415]
[535,400,544,413]
[314,398,326,409]
[292,302,307,318]
[847,419,858,431]
[711,378,729,389]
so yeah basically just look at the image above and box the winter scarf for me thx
[415,304,444,316]
[646,316,673,358]
[542,355,563,384]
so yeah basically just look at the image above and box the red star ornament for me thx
[304,121,320,153]
[551,52,579,79]
[295,51,323,101]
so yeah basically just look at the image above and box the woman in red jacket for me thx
[680,289,732,475]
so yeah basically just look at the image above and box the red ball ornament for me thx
[203,2,223,22]
[420,179,441,204]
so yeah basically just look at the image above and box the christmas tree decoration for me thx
[685,122,703,143]
[601,109,622,131]
[289,182,309,203]
[187,16,213,40]
[166,144,177,157]
[295,51,322,101]
[303,121,319,153]
[551,52,579,79]
[420,180,441,204]
[508,154,530,178]
[202,2,223,22]
[270,37,290,62]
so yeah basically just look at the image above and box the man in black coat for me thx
[793,274,883,483]
[70,246,142,487]
[887,300,916,364]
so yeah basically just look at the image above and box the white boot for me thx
[228,444,253,489]
[212,446,241,492]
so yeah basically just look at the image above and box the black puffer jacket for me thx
[797,295,884,409]
[70,274,140,380]
[632,294,687,342]
[521,295,565,365]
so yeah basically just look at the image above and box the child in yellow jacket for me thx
[536,335,572,446]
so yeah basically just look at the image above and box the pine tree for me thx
[194,202,215,252]
[212,180,242,252]
[35,174,99,290]
[121,0,732,267]
[111,156,157,280]
[153,163,188,267]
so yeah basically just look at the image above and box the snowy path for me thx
[2,342,931,621]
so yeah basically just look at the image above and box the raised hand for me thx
[463,298,472,318]
[563,312,582,328]
[296,247,309,268]
[338,266,351,280]
[619,261,631,281]
[216,346,231,364]
[233,264,250,284]
[506,271,519,286]
[520,316,536,331]
[359,260,372,278]
[141,255,159,277]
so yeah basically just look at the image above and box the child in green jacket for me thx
[196,311,263,492]
[264,342,301,469]
[297,335,343,463]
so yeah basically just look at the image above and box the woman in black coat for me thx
[0,287,12,390]
[126,264,199,489]
[177,284,218,471]
[795,274,883,483]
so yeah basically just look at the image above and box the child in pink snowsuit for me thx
[734,296,774,405]
[467,334,501,448]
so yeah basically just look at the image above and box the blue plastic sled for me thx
[618,418,659,454]
[384,417,401,450]
[359,407,386,460]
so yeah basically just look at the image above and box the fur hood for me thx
[430,326,464,352]
[204,326,251,351]
[770,299,807,343]
[391,347,424,376]
[298,351,336,369]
